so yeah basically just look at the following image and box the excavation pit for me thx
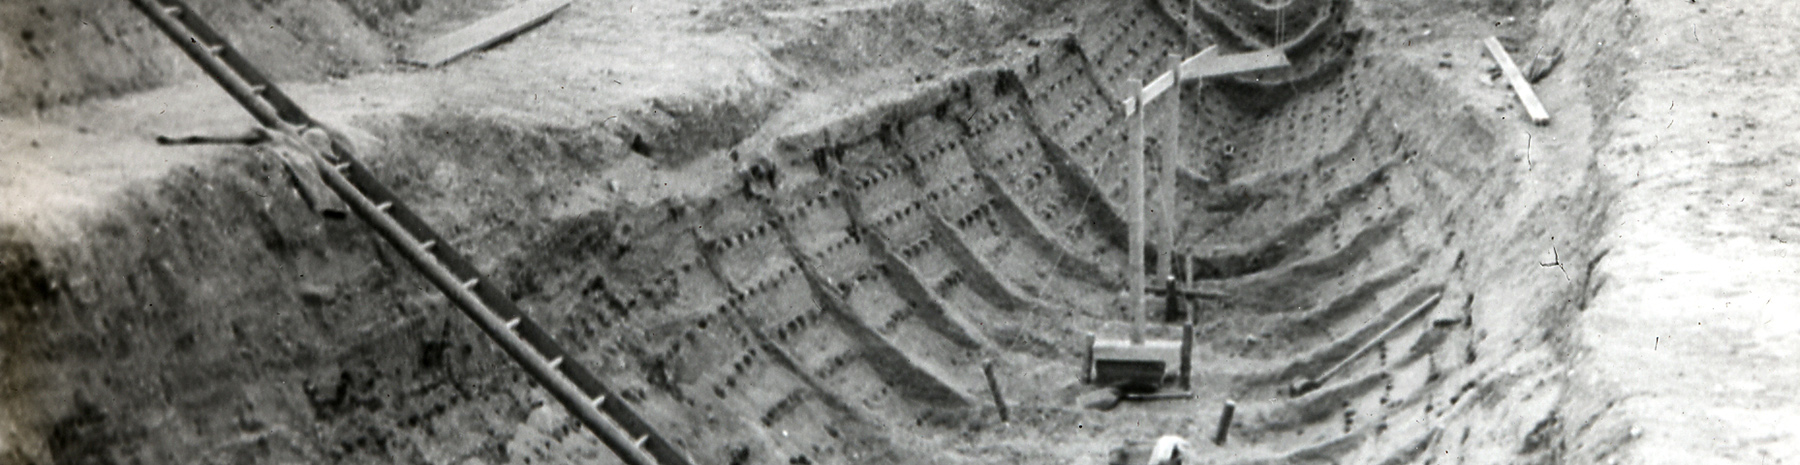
[7,0,1741,464]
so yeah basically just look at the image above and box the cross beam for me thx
[1121,47,1291,115]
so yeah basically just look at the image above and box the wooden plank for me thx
[1483,36,1551,125]
[1123,47,1289,115]
[1092,339,1184,364]
[1179,47,1288,81]
[1132,46,1216,109]
[404,0,571,67]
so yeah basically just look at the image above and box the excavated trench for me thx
[2,0,1625,464]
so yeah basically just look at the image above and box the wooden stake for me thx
[983,360,1009,422]
[1483,37,1551,125]
[1082,332,1096,384]
[1127,78,1147,346]
[1164,276,1181,323]
[1213,400,1236,446]
[1180,282,1193,390]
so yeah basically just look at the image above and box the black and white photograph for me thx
[1,0,1793,463]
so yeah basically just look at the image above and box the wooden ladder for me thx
[127,2,694,465]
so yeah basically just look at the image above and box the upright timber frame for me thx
[1088,45,1289,391]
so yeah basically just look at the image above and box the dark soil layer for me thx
[2,0,1638,464]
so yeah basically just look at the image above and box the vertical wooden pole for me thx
[1164,275,1180,323]
[1158,52,1181,288]
[1214,400,1237,445]
[1175,276,1192,390]
[983,360,1009,422]
[1185,254,1194,285]
[1182,320,1194,389]
[1082,332,1096,384]
[1127,78,1147,346]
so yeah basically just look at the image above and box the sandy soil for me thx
[1,0,1794,464]
[1578,0,1800,463]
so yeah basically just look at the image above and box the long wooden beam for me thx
[1156,52,1179,286]
[1122,47,1290,114]
[1483,37,1551,125]
[1127,77,1148,345]
[404,0,571,67]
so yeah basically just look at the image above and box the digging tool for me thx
[1288,292,1445,397]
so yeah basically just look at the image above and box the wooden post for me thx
[1164,275,1181,323]
[1173,49,1196,393]
[983,360,1009,422]
[1181,320,1194,389]
[1180,279,1193,390]
[1158,52,1180,286]
[1213,400,1236,446]
[1185,254,1194,285]
[1082,332,1096,384]
[1127,78,1147,346]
